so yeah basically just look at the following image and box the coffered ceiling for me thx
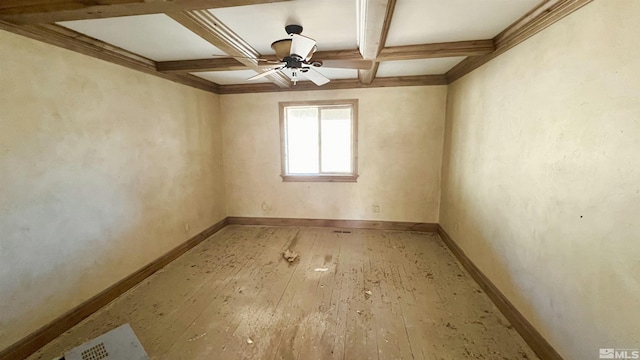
[0,0,592,94]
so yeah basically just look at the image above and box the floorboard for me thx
[26,225,538,360]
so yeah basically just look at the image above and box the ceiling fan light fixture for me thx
[271,39,292,61]
[249,24,331,87]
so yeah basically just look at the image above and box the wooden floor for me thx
[28,226,537,360]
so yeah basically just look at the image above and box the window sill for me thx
[281,174,359,183]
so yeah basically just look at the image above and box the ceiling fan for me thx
[247,24,372,86]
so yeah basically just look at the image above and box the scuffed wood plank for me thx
[335,230,377,360]
[365,231,415,359]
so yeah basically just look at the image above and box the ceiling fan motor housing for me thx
[283,55,305,68]
[285,24,303,35]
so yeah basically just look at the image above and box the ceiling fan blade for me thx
[291,34,317,59]
[211,54,281,63]
[257,62,286,69]
[320,59,374,70]
[302,67,330,86]
[247,68,281,81]
[255,58,283,64]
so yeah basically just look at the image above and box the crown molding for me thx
[0,0,292,24]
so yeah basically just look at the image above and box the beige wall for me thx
[0,31,226,349]
[440,1,640,359]
[220,86,447,223]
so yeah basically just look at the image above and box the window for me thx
[280,100,358,182]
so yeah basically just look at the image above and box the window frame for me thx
[279,99,359,183]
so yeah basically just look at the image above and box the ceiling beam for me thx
[0,20,219,93]
[156,49,366,73]
[157,39,492,74]
[378,40,494,61]
[357,0,397,85]
[446,0,593,82]
[167,10,291,88]
[217,75,447,94]
[158,58,252,73]
[0,0,292,25]
[358,62,379,86]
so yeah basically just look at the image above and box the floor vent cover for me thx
[81,343,108,360]
[64,323,148,360]
[333,230,352,234]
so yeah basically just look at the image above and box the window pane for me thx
[286,107,319,174]
[320,108,352,173]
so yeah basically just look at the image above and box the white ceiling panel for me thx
[59,14,226,61]
[377,57,466,77]
[210,0,357,56]
[386,0,540,46]
[193,70,271,85]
